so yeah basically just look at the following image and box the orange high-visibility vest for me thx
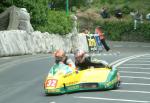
[95,29,105,40]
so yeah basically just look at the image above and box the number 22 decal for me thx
[46,79,57,87]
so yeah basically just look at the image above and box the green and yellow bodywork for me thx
[44,63,120,95]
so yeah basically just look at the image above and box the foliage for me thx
[0,0,74,35]
[122,5,134,14]
[37,10,73,35]
[0,0,49,30]
[77,0,150,41]
[48,0,87,10]
[93,20,150,42]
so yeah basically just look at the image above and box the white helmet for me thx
[74,49,85,58]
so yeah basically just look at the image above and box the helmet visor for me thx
[55,56,63,63]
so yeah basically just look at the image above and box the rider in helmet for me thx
[54,49,75,68]
[74,49,108,70]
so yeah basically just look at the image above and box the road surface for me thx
[0,41,150,103]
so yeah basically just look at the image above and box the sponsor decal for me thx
[48,89,56,92]
[86,35,97,52]
[87,38,96,47]
[63,73,72,78]
[65,81,78,85]
[86,34,104,52]
[67,85,79,90]
[45,79,58,87]
[47,89,60,93]
[105,77,117,87]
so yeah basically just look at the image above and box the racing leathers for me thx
[75,54,108,70]
[63,56,76,68]
[55,56,75,68]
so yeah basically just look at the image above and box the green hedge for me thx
[93,20,150,42]
[37,10,73,35]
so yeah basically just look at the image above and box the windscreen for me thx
[49,63,73,75]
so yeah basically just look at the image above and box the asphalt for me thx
[0,41,150,103]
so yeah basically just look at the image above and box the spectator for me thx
[79,29,90,35]
[100,7,110,18]
[115,8,123,19]
[146,13,150,21]
[83,29,90,35]
[48,1,55,10]
[95,26,110,52]
[132,10,143,30]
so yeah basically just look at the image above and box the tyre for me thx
[114,81,121,89]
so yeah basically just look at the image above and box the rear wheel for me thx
[114,81,121,89]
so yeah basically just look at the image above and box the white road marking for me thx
[136,58,150,60]
[120,71,150,75]
[0,57,12,60]
[122,64,150,66]
[127,60,150,63]
[113,45,123,47]
[103,53,107,56]
[74,96,150,103]
[122,82,150,86]
[142,46,150,48]
[118,67,150,70]
[121,76,150,80]
[112,90,150,94]
[92,53,120,56]
[110,54,150,67]
[49,102,56,103]
[129,45,138,47]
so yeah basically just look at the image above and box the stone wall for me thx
[0,30,89,57]
[0,6,89,57]
[0,6,34,33]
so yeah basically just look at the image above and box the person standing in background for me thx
[95,26,110,51]
[133,10,143,30]
[79,29,89,36]
[100,7,110,19]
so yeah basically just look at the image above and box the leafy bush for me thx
[37,10,73,35]
[0,0,74,35]
[122,5,134,14]
[92,20,150,42]
[48,0,87,10]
